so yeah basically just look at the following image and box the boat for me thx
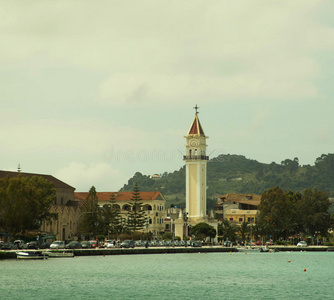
[16,251,48,259]
[237,246,272,253]
[237,247,262,253]
[44,250,74,258]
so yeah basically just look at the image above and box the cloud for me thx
[55,161,123,192]
[1,1,333,107]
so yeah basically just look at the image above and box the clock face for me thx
[190,139,199,147]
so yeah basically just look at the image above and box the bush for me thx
[162,232,173,240]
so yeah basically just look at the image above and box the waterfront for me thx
[1,251,333,299]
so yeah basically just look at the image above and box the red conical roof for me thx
[187,114,205,136]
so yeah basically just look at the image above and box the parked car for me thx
[297,241,307,247]
[191,241,202,247]
[50,241,65,249]
[104,240,112,247]
[40,241,51,249]
[26,241,39,249]
[81,241,92,249]
[135,240,144,247]
[89,240,98,248]
[65,241,82,249]
[224,240,233,247]
[120,240,135,248]
[14,240,27,249]
[1,242,18,250]
[106,241,115,248]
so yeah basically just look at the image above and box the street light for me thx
[145,218,149,248]
[183,211,188,247]
[315,231,320,245]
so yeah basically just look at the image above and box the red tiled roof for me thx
[74,191,164,202]
[187,114,205,136]
[218,193,261,206]
[0,170,75,190]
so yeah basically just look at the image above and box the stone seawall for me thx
[1,246,333,259]
[73,246,238,256]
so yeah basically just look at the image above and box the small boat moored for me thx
[16,251,48,259]
[45,250,74,258]
[237,247,262,253]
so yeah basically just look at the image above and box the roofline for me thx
[0,170,75,190]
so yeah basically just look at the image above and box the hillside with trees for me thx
[120,153,334,209]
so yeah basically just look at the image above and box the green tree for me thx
[102,193,122,238]
[258,186,296,241]
[0,175,57,237]
[162,232,173,240]
[297,188,330,236]
[127,183,146,234]
[190,222,216,241]
[218,219,237,242]
[239,221,249,241]
[79,186,103,239]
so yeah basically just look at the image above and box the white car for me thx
[50,241,65,249]
[297,241,307,247]
[106,241,115,248]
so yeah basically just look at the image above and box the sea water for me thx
[0,251,333,299]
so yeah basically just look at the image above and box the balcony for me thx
[183,155,209,161]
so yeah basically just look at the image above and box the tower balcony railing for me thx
[183,155,209,161]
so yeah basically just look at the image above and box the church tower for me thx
[184,106,209,221]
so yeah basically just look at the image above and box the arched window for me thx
[123,204,131,211]
[143,204,152,211]
[112,204,121,210]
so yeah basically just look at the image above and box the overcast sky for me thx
[1,0,333,192]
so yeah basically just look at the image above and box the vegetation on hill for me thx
[120,153,334,209]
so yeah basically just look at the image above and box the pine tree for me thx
[102,192,122,238]
[80,186,102,238]
[126,183,146,233]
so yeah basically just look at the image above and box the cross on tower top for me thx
[193,104,200,114]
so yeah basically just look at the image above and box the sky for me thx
[1,0,334,192]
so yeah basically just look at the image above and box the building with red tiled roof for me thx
[215,193,261,225]
[74,191,166,239]
[0,170,81,241]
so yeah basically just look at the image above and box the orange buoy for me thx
[288,260,291,263]
[303,269,306,272]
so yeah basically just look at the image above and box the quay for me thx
[1,245,333,259]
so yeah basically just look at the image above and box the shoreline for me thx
[1,245,333,259]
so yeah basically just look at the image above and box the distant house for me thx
[215,193,261,225]
[150,174,161,180]
[0,170,81,241]
[74,191,166,239]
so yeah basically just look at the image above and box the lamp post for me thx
[172,217,175,247]
[183,211,188,247]
[315,231,320,245]
[145,218,149,248]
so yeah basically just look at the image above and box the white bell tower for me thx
[184,105,209,221]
